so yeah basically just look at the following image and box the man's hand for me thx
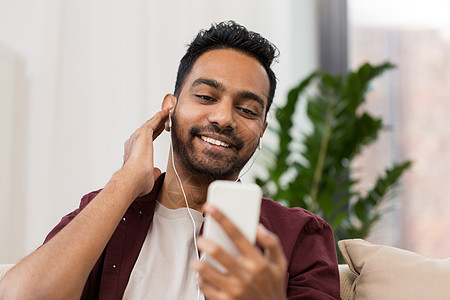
[191,204,288,300]
[121,108,170,197]
[0,108,171,299]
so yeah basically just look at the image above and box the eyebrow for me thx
[237,91,265,111]
[192,78,225,92]
[191,77,266,111]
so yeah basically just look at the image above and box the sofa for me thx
[338,239,450,299]
[1,239,449,299]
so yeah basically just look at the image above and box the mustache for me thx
[189,124,245,151]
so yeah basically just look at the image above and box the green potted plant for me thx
[255,62,411,261]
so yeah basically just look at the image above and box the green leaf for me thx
[255,62,411,262]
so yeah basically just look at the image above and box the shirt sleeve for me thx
[286,217,340,300]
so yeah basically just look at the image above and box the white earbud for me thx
[258,137,262,150]
[168,112,172,129]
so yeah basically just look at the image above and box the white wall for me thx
[0,43,26,263]
[0,0,319,262]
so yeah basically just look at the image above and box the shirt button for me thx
[138,210,143,215]
[122,217,126,221]
[112,264,117,268]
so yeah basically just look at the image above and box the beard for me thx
[170,112,255,180]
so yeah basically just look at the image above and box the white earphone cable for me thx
[169,114,203,300]
[170,136,200,261]
[235,140,262,183]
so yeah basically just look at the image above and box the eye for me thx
[195,94,215,102]
[237,107,258,118]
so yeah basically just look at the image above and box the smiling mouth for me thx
[200,136,230,148]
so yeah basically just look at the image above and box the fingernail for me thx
[203,203,214,214]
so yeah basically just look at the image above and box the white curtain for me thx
[0,0,319,262]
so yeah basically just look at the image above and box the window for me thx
[348,0,450,258]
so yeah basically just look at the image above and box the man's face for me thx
[171,48,269,180]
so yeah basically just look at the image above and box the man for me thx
[0,21,339,299]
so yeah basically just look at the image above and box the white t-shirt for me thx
[123,200,205,300]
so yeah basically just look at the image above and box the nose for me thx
[207,100,236,130]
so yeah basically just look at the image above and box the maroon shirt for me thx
[45,174,340,299]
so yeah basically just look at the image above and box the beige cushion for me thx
[338,239,450,300]
[339,264,357,300]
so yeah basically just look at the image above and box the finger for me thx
[147,108,171,140]
[256,225,287,268]
[122,134,135,165]
[196,237,240,274]
[196,273,225,300]
[123,141,129,165]
[152,118,166,140]
[203,203,258,257]
[138,108,170,141]
[153,167,162,181]
[190,258,227,291]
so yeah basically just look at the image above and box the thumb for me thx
[153,167,162,182]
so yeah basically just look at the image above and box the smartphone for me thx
[202,180,262,272]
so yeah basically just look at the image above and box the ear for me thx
[162,94,177,131]
[260,122,268,138]
[162,93,176,110]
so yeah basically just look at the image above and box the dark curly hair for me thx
[174,21,279,117]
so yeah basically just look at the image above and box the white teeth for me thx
[201,136,230,148]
